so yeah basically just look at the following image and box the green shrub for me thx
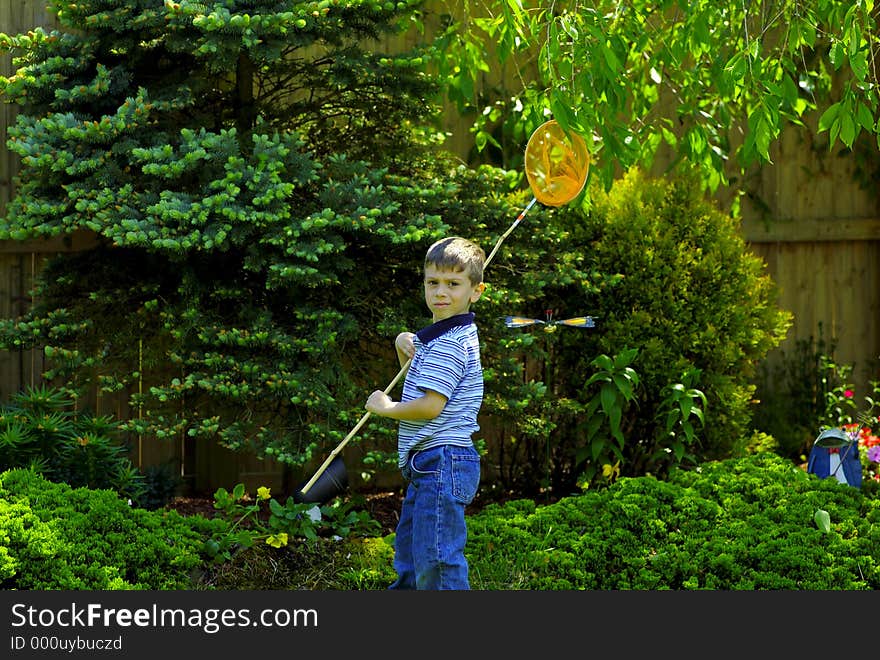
[582,170,792,469]
[0,385,149,503]
[463,453,880,589]
[0,468,225,589]
[472,168,792,493]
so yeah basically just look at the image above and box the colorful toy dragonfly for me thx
[503,310,596,333]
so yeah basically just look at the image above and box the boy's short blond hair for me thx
[425,237,485,285]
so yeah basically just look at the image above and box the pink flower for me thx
[844,389,854,398]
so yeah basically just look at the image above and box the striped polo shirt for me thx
[397,312,483,468]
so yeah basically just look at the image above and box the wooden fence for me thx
[2,3,880,494]
[739,124,880,397]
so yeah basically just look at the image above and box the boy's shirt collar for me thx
[415,312,475,344]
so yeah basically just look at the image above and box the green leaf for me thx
[601,42,621,73]
[839,110,856,147]
[725,53,747,81]
[504,0,526,24]
[590,436,604,461]
[818,102,841,133]
[814,509,831,533]
[610,375,632,400]
[797,18,816,48]
[585,414,603,441]
[600,383,618,415]
[613,347,638,368]
[550,92,577,130]
[781,75,798,106]
[829,41,845,70]
[856,101,875,132]
[754,113,773,162]
[849,49,867,81]
[680,398,693,418]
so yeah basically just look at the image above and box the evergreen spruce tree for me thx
[0,0,472,472]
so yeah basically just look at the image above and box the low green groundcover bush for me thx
[0,469,225,589]
[4,453,878,590]
[463,453,880,589]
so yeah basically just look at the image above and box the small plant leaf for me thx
[814,508,831,533]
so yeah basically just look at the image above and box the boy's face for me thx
[423,264,484,322]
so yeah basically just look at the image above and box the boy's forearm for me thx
[369,390,446,421]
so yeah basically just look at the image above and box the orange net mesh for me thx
[524,120,590,207]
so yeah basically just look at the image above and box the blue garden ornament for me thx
[807,427,862,488]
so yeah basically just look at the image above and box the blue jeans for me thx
[389,444,481,590]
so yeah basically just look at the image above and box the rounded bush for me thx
[470,168,792,491]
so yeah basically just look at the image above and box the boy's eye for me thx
[425,278,463,286]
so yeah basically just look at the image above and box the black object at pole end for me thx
[293,455,349,504]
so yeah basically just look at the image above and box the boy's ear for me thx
[471,282,485,302]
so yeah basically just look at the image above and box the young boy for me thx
[365,236,485,590]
